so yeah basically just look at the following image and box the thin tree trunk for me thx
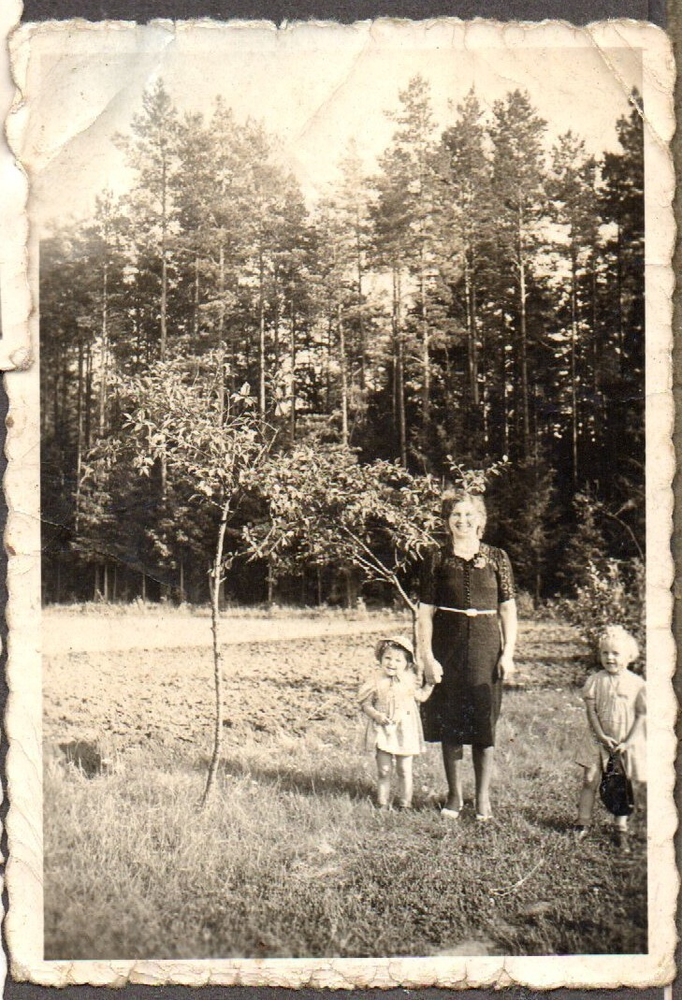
[356,220,366,390]
[570,251,579,485]
[160,155,168,361]
[289,304,297,443]
[202,498,231,806]
[420,257,430,427]
[615,224,623,366]
[258,246,266,424]
[463,252,480,410]
[98,256,108,436]
[501,319,510,456]
[518,209,530,457]
[75,343,84,532]
[338,305,349,448]
[84,343,93,450]
[217,245,226,426]
[193,253,200,340]
[392,268,407,467]
[267,557,274,605]
[326,315,334,412]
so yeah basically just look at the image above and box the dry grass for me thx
[43,615,647,960]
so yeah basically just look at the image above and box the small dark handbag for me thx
[599,750,635,817]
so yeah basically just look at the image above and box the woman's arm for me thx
[417,602,443,684]
[498,598,517,678]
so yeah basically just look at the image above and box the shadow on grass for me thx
[194,753,375,802]
[518,807,577,835]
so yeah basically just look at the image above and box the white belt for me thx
[438,606,497,617]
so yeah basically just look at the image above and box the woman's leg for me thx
[442,742,464,811]
[472,744,494,817]
[395,755,413,808]
[375,750,393,807]
[577,764,600,827]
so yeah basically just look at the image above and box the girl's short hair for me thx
[441,489,488,536]
[598,625,640,664]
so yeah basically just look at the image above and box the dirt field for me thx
[43,612,585,752]
[42,606,400,655]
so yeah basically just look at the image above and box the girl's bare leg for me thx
[442,742,464,811]
[375,750,393,807]
[472,744,495,817]
[578,765,600,826]
[395,755,413,808]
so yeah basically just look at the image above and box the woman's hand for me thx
[423,655,444,685]
[497,649,515,680]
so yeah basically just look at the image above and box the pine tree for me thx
[490,90,547,458]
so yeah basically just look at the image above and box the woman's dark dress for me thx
[419,542,515,747]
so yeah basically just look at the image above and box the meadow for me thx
[42,608,647,960]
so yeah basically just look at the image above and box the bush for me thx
[555,557,645,669]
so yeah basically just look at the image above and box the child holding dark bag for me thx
[574,625,646,852]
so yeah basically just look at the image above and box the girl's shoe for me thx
[395,800,412,811]
[614,829,631,854]
[476,812,493,823]
[574,825,589,841]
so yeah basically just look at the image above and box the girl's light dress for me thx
[358,670,433,756]
[575,668,646,781]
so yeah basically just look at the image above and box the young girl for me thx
[358,635,434,810]
[575,624,646,851]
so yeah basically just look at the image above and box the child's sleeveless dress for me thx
[358,670,433,756]
[575,668,646,781]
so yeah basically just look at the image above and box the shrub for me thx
[556,557,645,669]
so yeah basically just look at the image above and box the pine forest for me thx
[40,77,645,615]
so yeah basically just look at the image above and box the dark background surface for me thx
[18,0,667,24]
[2,0,677,998]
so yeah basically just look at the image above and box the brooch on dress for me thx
[472,553,488,569]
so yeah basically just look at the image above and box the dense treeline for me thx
[40,77,644,607]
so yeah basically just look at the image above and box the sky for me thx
[17,20,642,230]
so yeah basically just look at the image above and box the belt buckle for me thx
[465,608,477,617]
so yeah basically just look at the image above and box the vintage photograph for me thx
[4,16,676,988]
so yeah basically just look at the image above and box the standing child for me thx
[575,624,646,852]
[358,635,434,810]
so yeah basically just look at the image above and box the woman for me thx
[418,490,517,821]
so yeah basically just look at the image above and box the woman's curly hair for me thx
[441,489,487,537]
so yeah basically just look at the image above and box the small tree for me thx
[107,351,274,802]
[244,445,443,644]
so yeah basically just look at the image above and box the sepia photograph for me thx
[3,16,676,989]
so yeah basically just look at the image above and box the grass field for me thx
[42,611,647,960]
